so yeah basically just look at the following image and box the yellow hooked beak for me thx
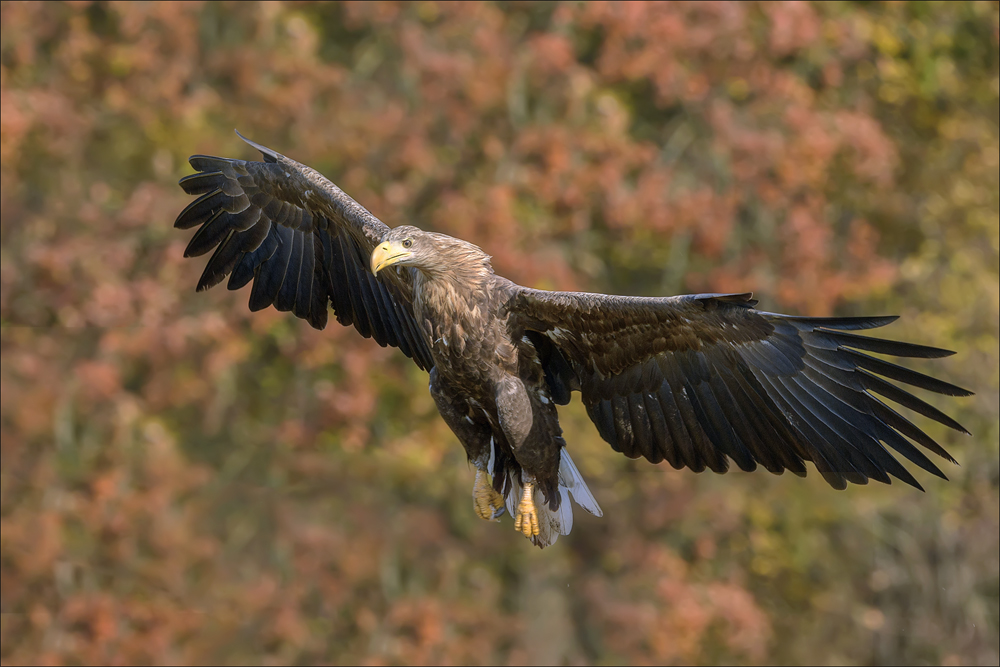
[371,241,412,275]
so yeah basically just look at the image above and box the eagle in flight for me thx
[175,132,971,547]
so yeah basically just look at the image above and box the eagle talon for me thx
[473,470,505,522]
[513,482,540,537]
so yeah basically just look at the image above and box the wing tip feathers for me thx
[235,129,282,163]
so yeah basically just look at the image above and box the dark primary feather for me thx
[175,132,434,370]
[509,289,971,491]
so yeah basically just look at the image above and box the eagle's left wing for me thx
[174,132,434,370]
[508,289,971,490]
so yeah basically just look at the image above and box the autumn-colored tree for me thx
[2,2,997,664]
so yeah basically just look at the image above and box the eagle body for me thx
[174,133,971,548]
[390,229,568,519]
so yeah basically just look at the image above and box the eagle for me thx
[174,132,971,547]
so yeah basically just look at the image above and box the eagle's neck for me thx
[412,236,494,307]
[411,239,498,359]
[413,259,493,320]
[414,260,492,291]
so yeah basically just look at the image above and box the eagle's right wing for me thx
[509,288,971,490]
[174,131,434,371]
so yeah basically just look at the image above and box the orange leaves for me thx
[833,110,899,186]
[582,542,771,665]
[74,360,122,401]
[764,1,822,57]
[528,33,575,76]
[1,1,996,665]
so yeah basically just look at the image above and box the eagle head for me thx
[371,226,491,281]
[370,226,430,275]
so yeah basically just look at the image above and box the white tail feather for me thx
[558,448,603,518]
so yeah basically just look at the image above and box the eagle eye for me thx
[402,238,413,249]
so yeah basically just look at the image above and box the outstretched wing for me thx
[174,132,434,370]
[509,289,971,490]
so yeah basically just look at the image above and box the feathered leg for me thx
[495,375,557,541]
[429,369,506,522]
[473,468,505,521]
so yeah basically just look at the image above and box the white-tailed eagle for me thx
[174,132,972,547]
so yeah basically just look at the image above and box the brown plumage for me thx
[174,132,972,548]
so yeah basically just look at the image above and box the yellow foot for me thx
[513,482,540,538]
[473,470,505,521]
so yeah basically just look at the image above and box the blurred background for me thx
[1,2,997,664]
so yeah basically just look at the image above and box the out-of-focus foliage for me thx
[1,1,997,664]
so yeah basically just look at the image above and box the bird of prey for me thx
[174,132,971,548]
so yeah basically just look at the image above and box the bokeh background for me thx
[1,2,998,664]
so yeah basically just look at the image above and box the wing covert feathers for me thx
[511,290,970,491]
[175,134,433,370]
